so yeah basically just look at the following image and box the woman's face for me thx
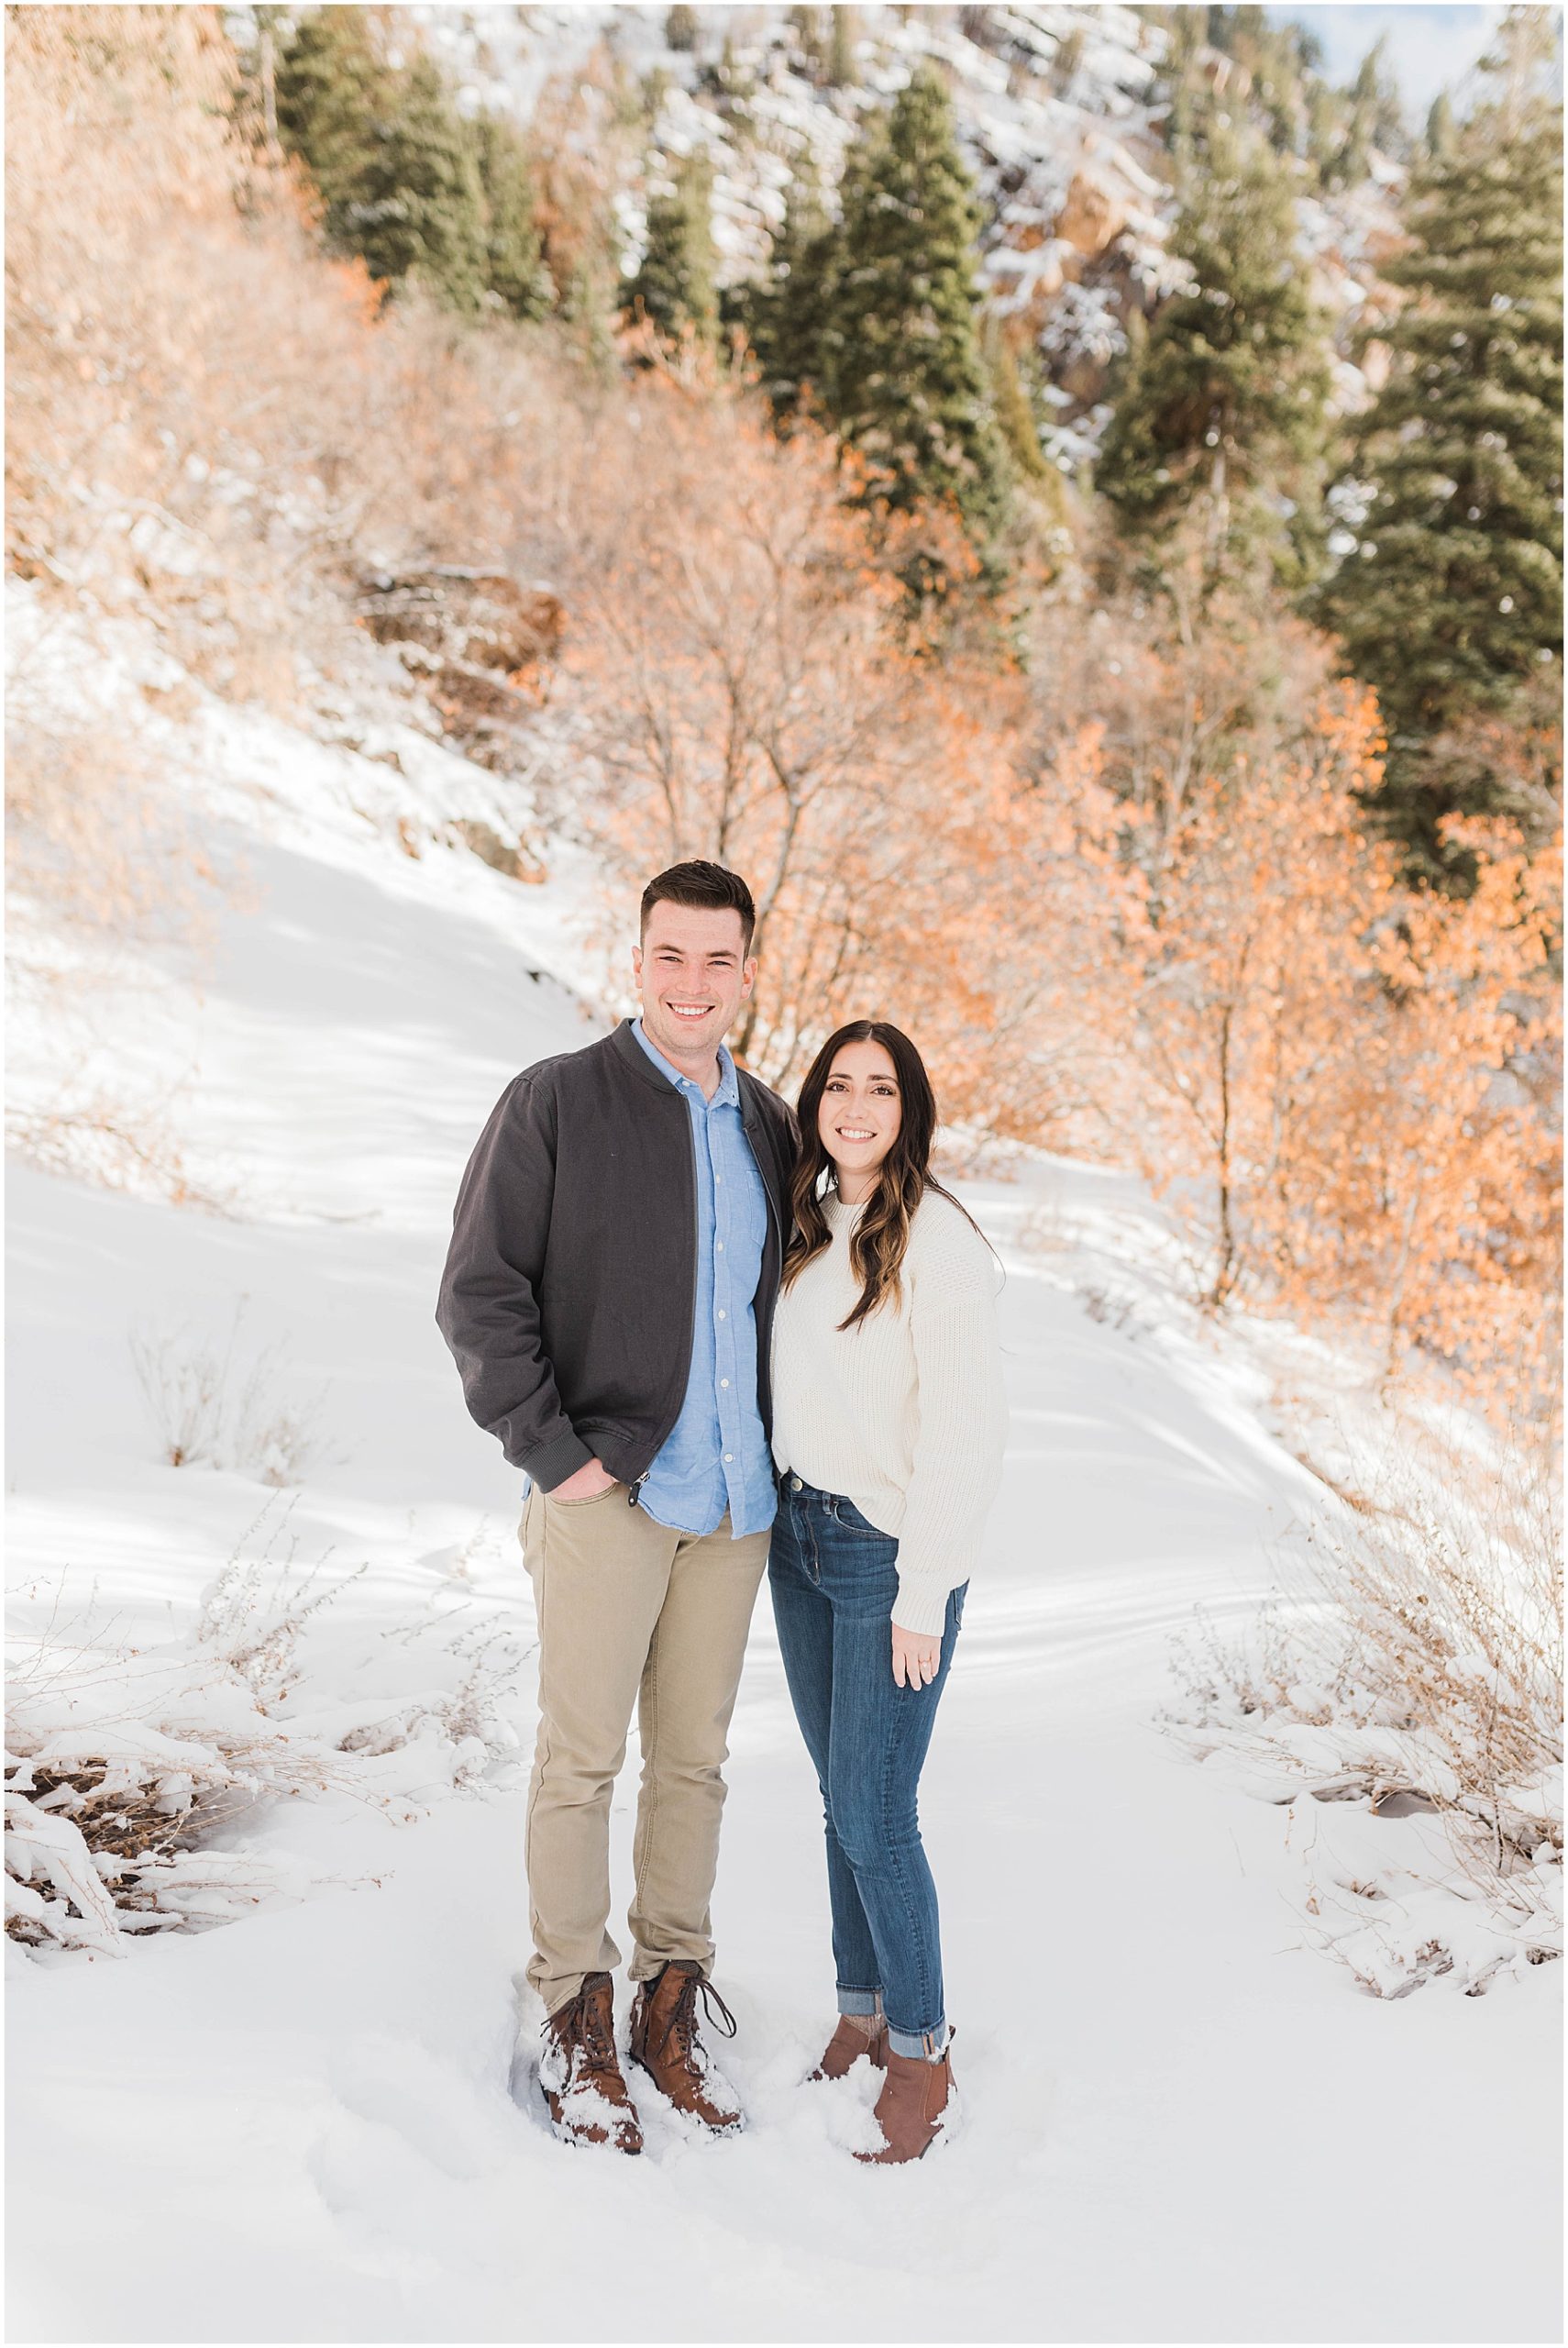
[818,1039,902,1187]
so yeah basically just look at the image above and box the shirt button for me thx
[723,1452,734,1463]
[714,1175,723,1185]
[716,1241,723,1252]
[717,1309,726,1320]
[720,1378,730,1389]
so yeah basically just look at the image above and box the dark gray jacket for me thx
[436,1019,797,1491]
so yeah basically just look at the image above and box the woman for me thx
[768,1020,1007,2164]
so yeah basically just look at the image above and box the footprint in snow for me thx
[327,2032,513,2181]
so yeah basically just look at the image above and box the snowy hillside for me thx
[408,0,1406,463]
[6,576,1560,2344]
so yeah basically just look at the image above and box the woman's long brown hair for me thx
[782,1020,982,1331]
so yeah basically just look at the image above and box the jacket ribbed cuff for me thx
[520,1426,597,1490]
[890,1575,956,1641]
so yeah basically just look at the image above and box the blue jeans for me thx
[768,1473,966,2058]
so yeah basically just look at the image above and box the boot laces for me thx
[656,1966,737,2064]
[553,1983,617,2077]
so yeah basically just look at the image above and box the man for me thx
[436,860,795,2154]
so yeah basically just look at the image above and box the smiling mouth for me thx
[836,1126,878,1142]
[665,1001,713,1021]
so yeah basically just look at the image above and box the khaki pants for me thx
[520,1480,770,2019]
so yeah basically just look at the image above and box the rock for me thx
[453,819,547,885]
[357,569,563,676]
[1360,338,1394,395]
[1055,167,1132,263]
[357,569,562,774]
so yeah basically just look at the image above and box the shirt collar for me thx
[632,1016,738,1107]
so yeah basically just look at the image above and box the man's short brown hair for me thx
[640,861,757,955]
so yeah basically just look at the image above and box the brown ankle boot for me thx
[628,1959,744,2135]
[811,2012,889,2082]
[538,1972,643,2154]
[855,2033,955,2164]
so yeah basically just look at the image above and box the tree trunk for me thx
[1209,998,1239,1307]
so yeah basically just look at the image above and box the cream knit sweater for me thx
[769,1188,1008,1636]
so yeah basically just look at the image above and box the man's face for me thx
[633,901,756,1064]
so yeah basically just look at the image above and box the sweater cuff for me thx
[891,1574,956,1641]
[519,1425,597,1490]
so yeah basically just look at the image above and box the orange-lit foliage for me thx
[555,380,1124,1145]
[1113,682,1560,1414]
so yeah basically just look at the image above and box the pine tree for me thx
[1096,116,1331,584]
[1339,38,1406,183]
[625,151,719,346]
[1314,11,1563,878]
[473,111,551,320]
[347,55,489,312]
[1425,89,1457,162]
[277,17,495,316]
[983,316,1048,482]
[273,7,389,251]
[744,162,838,421]
[822,64,1009,540]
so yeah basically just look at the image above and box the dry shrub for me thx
[5,700,238,1203]
[547,376,1122,1146]
[1166,1429,1562,1994]
[7,6,382,695]
[5,716,215,946]
[127,1299,334,1484]
[6,1528,365,1953]
[5,1093,231,1213]
[1028,555,1562,1425]
[6,1501,527,1955]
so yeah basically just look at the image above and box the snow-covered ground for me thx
[6,608,1561,2343]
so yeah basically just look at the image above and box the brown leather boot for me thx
[856,2034,955,2164]
[811,2012,889,2082]
[538,1972,644,2154]
[628,1959,744,2135]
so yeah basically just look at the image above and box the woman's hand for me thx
[891,1623,942,1689]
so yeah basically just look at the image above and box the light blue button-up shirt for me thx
[631,1018,777,1540]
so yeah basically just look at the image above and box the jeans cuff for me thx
[836,1988,884,2018]
[888,2021,948,2061]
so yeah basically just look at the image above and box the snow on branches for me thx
[6,1502,526,1961]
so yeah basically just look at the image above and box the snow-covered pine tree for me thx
[1315,7,1564,879]
[1096,112,1331,588]
[625,151,719,348]
[822,62,1009,544]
